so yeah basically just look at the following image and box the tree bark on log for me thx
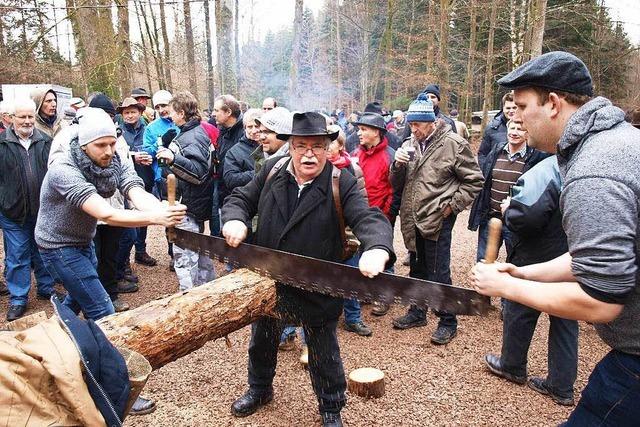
[97,269,277,370]
[348,367,385,398]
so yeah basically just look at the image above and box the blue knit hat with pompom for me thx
[406,93,436,123]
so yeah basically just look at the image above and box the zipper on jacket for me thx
[53,302,124,427]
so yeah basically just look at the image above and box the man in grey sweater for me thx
[473,52,640,425]
[35,107,186,320]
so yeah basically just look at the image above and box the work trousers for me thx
[94,224,123,301]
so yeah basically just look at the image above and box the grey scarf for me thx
[70,138,122,198]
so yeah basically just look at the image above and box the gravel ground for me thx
[0,210,608,426]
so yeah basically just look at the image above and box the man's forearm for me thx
[128,186,164,211]
[502,276,622,323]
[518,252,576,283]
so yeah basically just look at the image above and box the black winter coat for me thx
[167,119,213,221]
[221,157,396,325]
[478,112,507,170]
[223,134,258,192]
[215,117,244,203]
[468,140,549,231]
[0,127,51,224]
[504,156,567,266]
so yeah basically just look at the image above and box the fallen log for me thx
[98,269,277,370]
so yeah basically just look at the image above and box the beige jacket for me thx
[390,121,483,250]
[0,317,106,426]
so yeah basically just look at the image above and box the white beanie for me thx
[256,106,292,134]
[152,90,173,107]
[77,107,117,146]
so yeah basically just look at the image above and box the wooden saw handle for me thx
[484,218,502,264]
[167,174,176,206]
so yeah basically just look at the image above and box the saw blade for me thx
[172,228,490,315]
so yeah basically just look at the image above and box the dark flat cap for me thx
[498,51,593,96]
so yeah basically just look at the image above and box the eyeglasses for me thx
[291,144,326,155]
[263,107,274,111]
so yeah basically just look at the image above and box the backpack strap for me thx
[266,156,290,183]
[331,166,350,258]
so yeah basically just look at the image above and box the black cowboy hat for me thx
[277,111,339,141]
[353,112,387,132]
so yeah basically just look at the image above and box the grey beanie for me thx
[77,107,117,146]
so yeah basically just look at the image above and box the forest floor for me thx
[0,209,607,426]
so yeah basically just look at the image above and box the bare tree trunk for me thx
[290,0,304,105]
[204,0,215,109]
[437,0,451,109]
[404,0,416,96]
[149,2,167,89]
[134,0,154,92]
[140,0,165,89]
[159,0,174,91]
[215,0,224,92]
[216,0,236,94]
[183,0,198,94]
[481,0,499,134]
[115,0,133,98]
[461,0,477,124]
[371,0,396,100]
[425,0,434,74]
[335,0,342,106]
[234,0,241,97]
[527,0,547,58]
[98,270,277,370]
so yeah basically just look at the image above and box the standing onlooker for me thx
[391,93,483,344]
[253,106,292,173]
[0,100,14,131]
[224,108,263,193]
[211,95,244,236]
[156,91,215,291]
[261,97,277,111]
[142,89,178,267]
[484,155,579,406]
[346,102,401,152]
[450,109,470,140]
[31,87,64,138]
[477,92,518,169]
[400,84,458,141]
[0,98,56,321]
[131,87,156,124]
[468,118,548,262]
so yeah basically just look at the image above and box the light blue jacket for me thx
[142,117,179,182]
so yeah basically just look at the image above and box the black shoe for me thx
[344,321,372,337]
[135,252,157,267]
[321,412,343,427]
[6,304,27,322]
[231,388,273,417]
[430,325,457,345]
[527,377,574,406]
[123,265,139,283]
[129,395,156,415]
[392,311,427,330]
[0,283,9,296]
[36,290,67,301]
[371,301,390,316]
[116,280,139,293]
[169,257,175,272]
[483,353,526,385]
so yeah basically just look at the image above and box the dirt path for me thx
[0,210,607,426]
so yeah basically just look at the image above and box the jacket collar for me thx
[2,126,47,145]
[358,136,388,157]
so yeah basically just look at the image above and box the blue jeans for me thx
[501,299,579,398]
[408,215,457,328]
[343,253,362,324]
[135,226,148,254]
[210,179,221,236]
[39,245,115,321]
[562,350,640,426]
[476,217,513,262]
[0,213,53,305]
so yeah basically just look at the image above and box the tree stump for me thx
[98,269,277,370]
[348,367,385,398]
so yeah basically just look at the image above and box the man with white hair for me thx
[0,100,14,131]
[0,98,56,321]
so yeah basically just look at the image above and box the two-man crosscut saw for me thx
[165,173,493,316]
[169,228,491,316]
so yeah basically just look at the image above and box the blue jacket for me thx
[122,121,154,189]
[478,112,507,170]
[467,140,549,231]
[505,155,567,266]
[142,117,179,182]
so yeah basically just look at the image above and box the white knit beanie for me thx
[152,90,173,107]
[77,107,117,146]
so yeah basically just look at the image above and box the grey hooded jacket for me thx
[557,96,640,355]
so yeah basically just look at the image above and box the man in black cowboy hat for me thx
[222,111,395,427]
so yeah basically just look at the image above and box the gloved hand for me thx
[161,129,178,148]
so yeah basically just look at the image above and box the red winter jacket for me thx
[354,137,395,219]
